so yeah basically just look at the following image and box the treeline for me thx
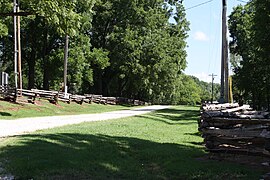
[191,76,220,104]
[0,0,215,105]
[229,0,270,110]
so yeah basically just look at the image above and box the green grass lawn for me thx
[0,106,265,179]
[0,99,135,120]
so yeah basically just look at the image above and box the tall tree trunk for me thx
[102,71,114,97]
[267,93,269,111]
[92,68,103,94]
[252,91,256,110]
[118,77,128,97]
[42,28,49,90]
[97,70,103,94]
[27,48,36,89]
[267,66,270,111]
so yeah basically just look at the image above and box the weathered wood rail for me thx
[199,103,270,157]
[13,88,146,106]
[17,89,69,104]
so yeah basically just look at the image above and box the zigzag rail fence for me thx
[0,86,146,106]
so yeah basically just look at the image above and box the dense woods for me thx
[0,0,218,104]
[229,0,270,110]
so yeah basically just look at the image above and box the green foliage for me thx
[0,0,105,92]
[178,75,201,105]
[0,0,207,105]
[21,0,95,36]
[0,21,8,37]
[191,76,220,103]
[90,0,189,104]
[90,48,110,69]
[229,0,270,109]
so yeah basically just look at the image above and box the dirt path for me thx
[0,105,170,138]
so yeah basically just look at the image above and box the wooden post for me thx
[0,1,32,93]
[13,0,18,89]
[229,76,233,103]
[223,0,229,103]
[17,2,22,93]
[63,34,69,96]
[220,0,229,103]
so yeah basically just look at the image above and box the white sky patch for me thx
[193,31,210,42]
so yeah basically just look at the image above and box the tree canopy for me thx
[0,0,215,104]
[89,0,189,104]
[229,0,270,109]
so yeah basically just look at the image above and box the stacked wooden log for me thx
[199,103,270,157]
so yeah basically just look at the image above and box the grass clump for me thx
[0,106,265,179]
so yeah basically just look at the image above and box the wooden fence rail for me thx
[0,85,17,102]
[11,88,146,106]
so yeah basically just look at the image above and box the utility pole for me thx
[220,0,229,103]
[17,0,22,92]
[63,34,69,97]
[13,0,22,92]
[13,0,18,89]
[0,1,32,91]
[209,73,217,104]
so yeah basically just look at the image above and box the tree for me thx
[190,76,220,103]
[177,75,201,105]
[90,0,189,103]
[253,0,270,109]
[0,0,106,93]
[0,0,193,105]
[229,0,270,109]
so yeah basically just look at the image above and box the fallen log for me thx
[201,128,270,138]
[221,105,251,113]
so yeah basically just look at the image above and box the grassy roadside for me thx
[0,99,135,120]
[0,106,265,179]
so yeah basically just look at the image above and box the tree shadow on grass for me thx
[136,114,197,125]
[0,99,25,106]
[156,108,199,121]
[0,133,262,179]
[138,108,200,125]
[0,112,12,117]
[185,132,202,137]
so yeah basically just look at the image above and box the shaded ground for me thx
[0,134,258,180]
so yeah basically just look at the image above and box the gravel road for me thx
[0,105,170,138]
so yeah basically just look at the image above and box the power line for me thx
[185,0,247,11]
[186,0,213,11]
[236,0,248,3]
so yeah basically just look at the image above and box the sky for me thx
[182,0,246,83]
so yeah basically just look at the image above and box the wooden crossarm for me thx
[0,12,34,17]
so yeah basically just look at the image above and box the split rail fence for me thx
[0,85,17,102]
[199,103,270,157]
[0,86,145,106]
